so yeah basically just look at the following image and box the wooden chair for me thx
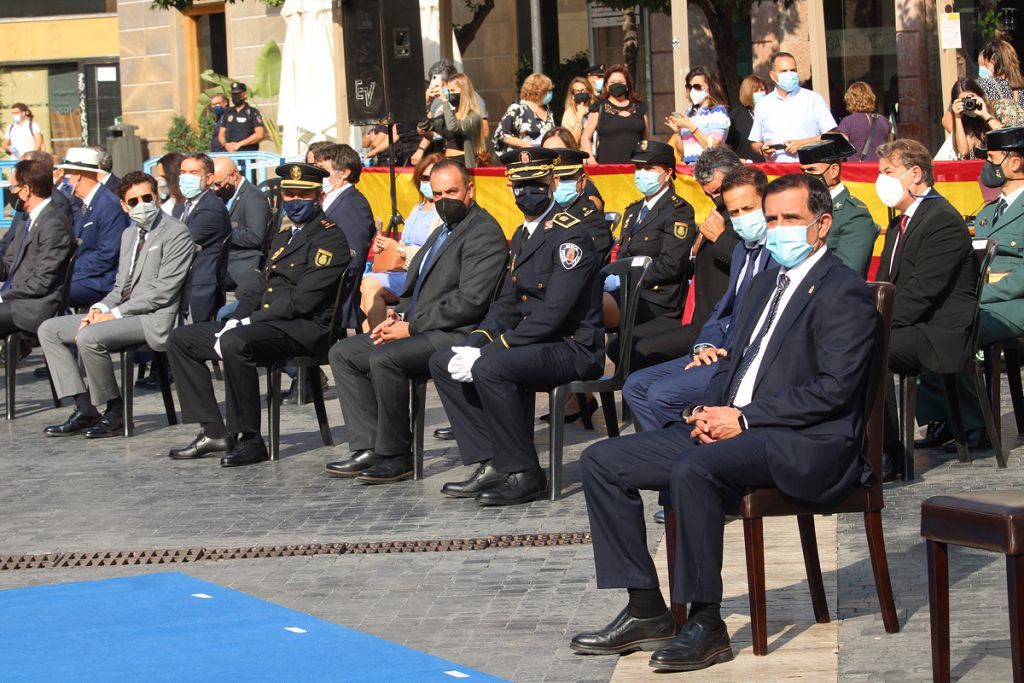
[986,337,1024,438]
[665,281,900,655]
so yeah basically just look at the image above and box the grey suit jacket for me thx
[0,200,75,332]
[96,212,196,352]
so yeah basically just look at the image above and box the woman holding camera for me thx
[946,79,1002,159]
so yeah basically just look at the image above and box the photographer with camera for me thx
[946,78,1002,159]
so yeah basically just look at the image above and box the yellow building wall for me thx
[0,15,119,63]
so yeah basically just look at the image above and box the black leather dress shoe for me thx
[324,449,379,477]
[33,365,50,379]
[441,461,505,498]
[649,619,734,672]
[475,468,547,506]
[433,426,455,440]
[355,455,414,484]
[168,432,234,459]
[943,428,991,453]
[83,411,125,439]
[914,420,952,448]
[570,608,676,655]
[220,436,269,467]
[44,410,100,437]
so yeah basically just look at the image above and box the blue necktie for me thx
[2,215,31,292]
[407,224,450,319]
[726,273,790,405]
[633,204,649,234]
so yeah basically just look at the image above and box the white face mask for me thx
[875,168,912,208]
[689,88,708,106]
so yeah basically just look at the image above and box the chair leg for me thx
[153,352,177,426]
[296,366,309,406]
[865,510,900,634]
[599,391,619,438]
[577,392,594,430]
[411,378,426,480]
[797,515,830,624]
[1008,553,1024,683]
[941,373,971,464]
[900,374,917,481]
[1006,348,1024,435]
[664,509,687,633]
[988,345,1003,443]
[5,333,17,421]
[309,368,333,447]
[743,516,769,656]
[266,366,283,461]
[212,359,223,381]
[121,349,135,438]
[926,539,950,683]
[549,386,566,501]
[971,362,1007,468]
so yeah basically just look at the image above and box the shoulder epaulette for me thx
[581,206,594,217]
[626,198,643,210]
[320,219,336,229]
[552,211,580,229]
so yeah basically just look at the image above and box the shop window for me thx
[822,0,899,121]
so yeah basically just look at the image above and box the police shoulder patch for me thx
[559,242,582,270]
[673,222,689,239]
[552,211,580,229]
[314,248,333,267]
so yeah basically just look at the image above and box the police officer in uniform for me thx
[550,147,613,261]
[166,163,350,467]
[218,82,266,153]
[798,132,878,277]
[427,147,605,506]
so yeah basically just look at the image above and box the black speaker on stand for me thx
[342,0,426,237]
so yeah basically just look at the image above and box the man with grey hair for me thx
[89,145,119,194]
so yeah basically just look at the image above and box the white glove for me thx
[451,347,481,383]
[213,318,246,359]
[603,274,620,292]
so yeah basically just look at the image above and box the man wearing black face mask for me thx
[166,163,350,467]
[209,93,227,153]
[427,147,605,505]
[218,82,265,153]
[211,156,270,293]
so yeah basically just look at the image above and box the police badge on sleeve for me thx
[559,243,582,270]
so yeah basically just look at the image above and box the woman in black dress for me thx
[724,74,768,162]
[581,64,649,164]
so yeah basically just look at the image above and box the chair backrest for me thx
[323,268,355,349]
[603,255,652,380]
[257,178,282,269]
[57,239,81,314]
[864,281,895,494]
[966,238,998,356]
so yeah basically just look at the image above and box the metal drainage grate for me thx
[0,532,591,572]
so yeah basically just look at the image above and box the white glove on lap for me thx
[447,346,482,383]
[213,318,247,359]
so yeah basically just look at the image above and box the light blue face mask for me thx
[765,218,820,268]
[634,169,663,197]
[979,66,993,80]
[178,173,202,199]
[753,91,766,106]
[322,178,334,193]
[553,179,581,206]
[543,91,553,106]
[594,78,604,93]
[419,180,434,199]
[732,209,767,243]
[775,71,800,93]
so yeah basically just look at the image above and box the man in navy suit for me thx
[57,147,130,308]
[315,143,375,331]
[173,153,231,323]
[623,167,778,432]
[570,174,879,673]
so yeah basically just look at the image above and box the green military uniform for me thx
[828,184,878,278]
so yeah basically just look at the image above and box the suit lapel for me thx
[513,205,557,270]
[717,271,776,395]
[420,206,477,281]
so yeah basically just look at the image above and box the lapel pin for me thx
[808,285,815,294]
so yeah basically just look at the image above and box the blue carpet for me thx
[0,572,507,681]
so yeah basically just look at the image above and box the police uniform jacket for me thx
[977,192,1024,328]
[221,103,264,152]
[828,185,878,278]
[617,188,696,315]
[465,204,605,377]
[561,191,612,263]
[232,210,351,353]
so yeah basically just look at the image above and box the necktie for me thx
[181,200,194,222]
[1,215,31,292]
[888,214,910,272]
[993,198,1009,226]
[407,224,450,320]
[726,273,791,405]
[120,227,147,301]
[634,204,649,233]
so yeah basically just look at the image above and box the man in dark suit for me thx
[324,160,509,483]
[623,167,778,431]
[0,152,75,264]
[315,143,376,331]
[0,159,75,339]
[570,174,879,672]
[212,155,270,293]
[57,147,130,308]
[166,163,350,467]
[873,139,978,476]
[173,153,232,323]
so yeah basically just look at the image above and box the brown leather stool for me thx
[921,492,1024,683]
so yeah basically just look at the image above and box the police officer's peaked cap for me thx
[797,132,857,164]
[230,81,247,93]
[500,147,559,181]
[275,162,328,189]
[987,126,1024,151]
[586,64,606,76]
[629,140,675,166]
[549,148,590,177]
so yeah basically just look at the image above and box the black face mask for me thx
[607,83,628,99]
[573,92,589,104]
[7,189,25,214]
[436,197,469,226]
[448,93,461,110]
[231,94,246,107]
[803,170,830,189]
[513,183,551,217]
[214,183,235,203]
[980,159,1007,188]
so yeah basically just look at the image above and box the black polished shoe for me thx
[33,365,50,379]
[441,461,505,498]
[355,455,414,484]
[475,468,547,506]
[168,432,234,460]
[570,608,675,655]
[220,435,269,467]
[649,618,734,672]
[324,449,379,477]
[540,397,599,423]
[433,426,455,441]
[943,428,991,453]
[83,410,125,439]
[44,410,100,437]
[914,420,952,448]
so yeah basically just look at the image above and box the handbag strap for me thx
[859,114,878,161]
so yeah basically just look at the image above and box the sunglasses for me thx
[686,84,706,91]
[419,174,431,182]
[126,194,155,207]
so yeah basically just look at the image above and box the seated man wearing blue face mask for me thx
[622,166,778,432]
[571,174,880,673]
[546,148,613,262]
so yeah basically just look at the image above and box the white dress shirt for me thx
[1001,183,1024,211]
[643,184,671,213]
[748,86,837,163]
[732,243,828,408]
[830,183,846,200]
[321,181,352,213]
